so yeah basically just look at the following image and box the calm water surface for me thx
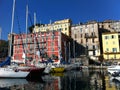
[0,69,120,90]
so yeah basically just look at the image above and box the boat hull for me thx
[51,67,65,73]
[107,65,120,74]
[26,67,45,79]
[0,68,29,78]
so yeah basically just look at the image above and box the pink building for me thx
[12,30,73,64]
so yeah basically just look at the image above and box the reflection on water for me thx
[0,69,120,90]
[0,79,28,88]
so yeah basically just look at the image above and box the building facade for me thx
[99,20,120,32]
[12,30,73,63]
[71,20,120,61]
[71,21,100,60]
[10,19,120,63]
[102,32,120,61]
[30,19,72,37]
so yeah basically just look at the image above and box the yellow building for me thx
[102,32,120,61]
[33,19,72,36]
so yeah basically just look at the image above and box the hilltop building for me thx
[29,19,72,37]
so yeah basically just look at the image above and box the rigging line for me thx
[15,9,26,54]
[33,13,41,59]
[26,0,33,31]
[16,10,21,33]
[28,13,33,26]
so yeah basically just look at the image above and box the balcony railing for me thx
[87,46,96,51]
[85,34,97,38]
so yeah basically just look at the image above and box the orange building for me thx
[12,30,73,63]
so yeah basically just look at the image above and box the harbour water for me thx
[0,69,120,90]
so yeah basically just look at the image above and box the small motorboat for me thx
[107,65,120,74]
[51,67,65,73]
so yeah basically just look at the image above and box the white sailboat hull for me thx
[0,68,29,78]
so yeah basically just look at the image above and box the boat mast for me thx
[26,5,28,36]
[0,28,1,40]
[9,0,16,57]
[24,4,29,64]
[69,42,71,63]
[34,12,36,61]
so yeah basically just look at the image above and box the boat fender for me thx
[13,67,19,72]
[14,69,19,72]
[48,63,52,66]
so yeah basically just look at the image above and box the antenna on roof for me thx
[50,19,52,24]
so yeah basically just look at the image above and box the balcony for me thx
[85,34,97,38]
[87,46,96,51]
[84,32,97,38]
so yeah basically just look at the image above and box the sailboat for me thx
[0,67,29,78]
[0,0,30,78]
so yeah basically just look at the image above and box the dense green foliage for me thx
[0,40,8,58]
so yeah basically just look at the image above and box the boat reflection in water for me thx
[1,70,120,90]
[0,79,28,88]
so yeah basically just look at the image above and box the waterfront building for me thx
[9,19,120,63]
[12,30,74,63]
[102,32,120,61]
[71,21,101,60]
[29,19,72,37]
[71,20,120,61]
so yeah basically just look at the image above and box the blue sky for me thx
[0,0,120,40]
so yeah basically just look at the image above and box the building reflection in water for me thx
[1,69,120,90]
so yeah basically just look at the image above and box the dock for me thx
[88,65,107,70]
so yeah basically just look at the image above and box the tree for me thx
[0,40,8,58]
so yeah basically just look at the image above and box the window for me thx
[85,28,88,33]
[111,35,115,39]
[119,35,120,39]
[81,39,83,43]
[80,28,82,33]
[106,48,109,52]
[92,38,94,43]
[81,34,82,38]
[93,45,95,49]
[86,38,88,42]
[75,34,77,39]
[51,48,54,51]
[112,48,117,52]
[105,36,109,39]
[65,28,67,30]
[91,32,95,36]
[51,42,54,46]
[85,33,89,37]
[113,41,115,44]
[106,42,108,45]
